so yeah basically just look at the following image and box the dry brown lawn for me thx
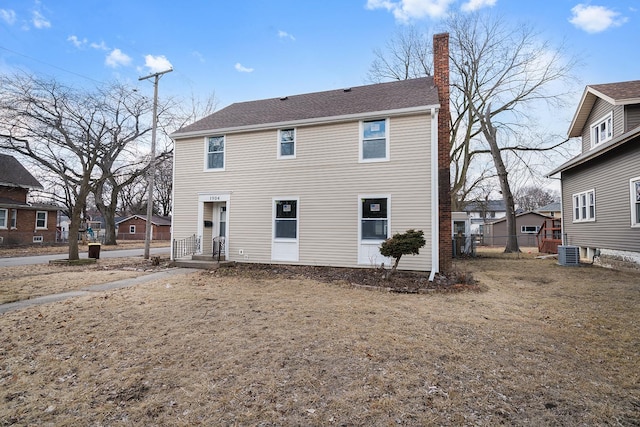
[1,248,639,426]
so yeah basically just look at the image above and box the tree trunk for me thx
[481,107,520,253]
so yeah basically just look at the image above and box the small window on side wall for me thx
[572,189,596,222]
[129,225,136,234]
[590,112,613,148]
[278,128,296,159]
[36,211,47,229]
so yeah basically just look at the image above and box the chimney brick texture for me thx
[433,33,452,272]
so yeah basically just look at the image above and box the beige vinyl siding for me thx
[172,112,433,271]
[581,99,623,152]
[561,140,640,253]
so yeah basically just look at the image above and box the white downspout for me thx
[429,107,440,281]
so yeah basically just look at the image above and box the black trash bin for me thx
[88,243,101,259]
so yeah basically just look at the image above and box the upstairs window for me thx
[278,128,296,159]
[207,136,225,170]
[590,112,613,148]
[631,177,640,227]
[573,190,596,222]
[361,119,389,162]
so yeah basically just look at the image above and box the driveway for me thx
[0,246,171,267]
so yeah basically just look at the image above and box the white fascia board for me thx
[171,104,439,139]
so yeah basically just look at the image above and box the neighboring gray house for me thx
[170,34,452,276]
[462,200,506,236]
[483,211,552,248]
[548,80,640,269]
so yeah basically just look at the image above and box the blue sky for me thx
[0,0,637,116]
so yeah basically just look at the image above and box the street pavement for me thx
[0,246,171,267]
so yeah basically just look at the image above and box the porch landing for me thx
[172,255,234,270]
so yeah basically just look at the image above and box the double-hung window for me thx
[207,136,225,170]
[0,208,7,229]
[274,200,297,239]
[361,197,389,240]
[35,211,47,229]
[572,190,596,222]
[278,128,296,159]
[631,177,640,227]
[361,119,389,162]
[590,112,613,148]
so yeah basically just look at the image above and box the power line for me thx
[0,44,106,84]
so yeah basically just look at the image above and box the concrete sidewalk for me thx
[0,267,198,314]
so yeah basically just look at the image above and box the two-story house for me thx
[548,80,640,269]
[0,153,58,245]
[170,34,451,277]
[461,199,507,236]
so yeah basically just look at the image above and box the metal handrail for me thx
[173,234,201,259]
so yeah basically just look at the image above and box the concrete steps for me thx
[172,255,233,270]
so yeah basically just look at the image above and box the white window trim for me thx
[630,176,640,228]
[129,225,136,234]
[0,208,7,229]
[35,211,47,230]
[204,135,226,172]
[590,112,613,148]
[277,128,296,160]
[10,209,17,229]
[359,118,390,163]
[520,225,540,234]
[358,194,391,243]
[572,189,596,223]
[272,197,299,242]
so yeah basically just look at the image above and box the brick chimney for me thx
[433,33,452,272]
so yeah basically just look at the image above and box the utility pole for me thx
[139,68,172,259]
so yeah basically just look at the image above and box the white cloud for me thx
[90,41,109,51]
[366,0,455,22]
[105,48,132,68]
[32,10,50,29]
[278,30,296,41]
[0,9,16,25]
[144,54,173,73]
[461,0,497,12]
[235,63,254,73]
[569,4,627,33]
[67,35,87,48]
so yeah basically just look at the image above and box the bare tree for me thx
[0,73,157,258]
[515,185,558,212]
[368,13,578,252]
[368,26,432,83]
[154,155,173,217]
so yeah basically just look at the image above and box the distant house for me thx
[116,215,171,241]
[0,154,59,245]
[548,80,640,269]
[484,211,552,247]
[169,34,453,275]
[462,200,507,236]
[536,201,561,218]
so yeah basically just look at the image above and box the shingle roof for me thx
[0,153,43,189]
[589,80,640,103]
[173,77,439,137]
[568,80,640,138]
[462,200,506,213]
